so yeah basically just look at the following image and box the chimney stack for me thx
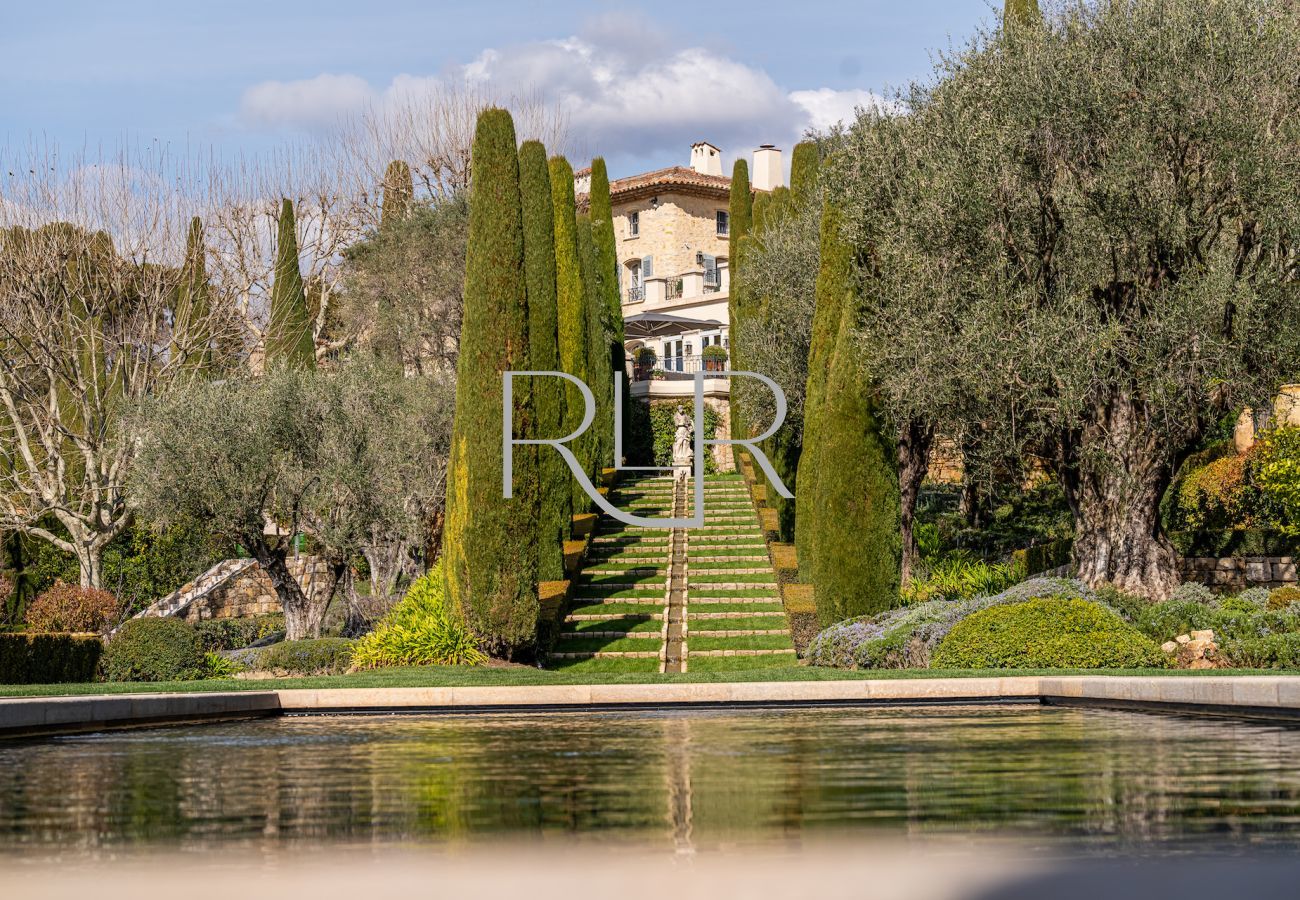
[690,141,723,176]
[752,144,784,191]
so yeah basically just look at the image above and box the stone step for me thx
[571,597,665,605]
[685,649,798,658]
[549,651,661,659]
[559,630,661,640]
[686,629,789,637]
[689,567,774,575]
[566,612,663,621]
[688,610,783,619]
[688,596,781,604]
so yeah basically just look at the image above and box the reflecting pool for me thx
[3,705,1300,853]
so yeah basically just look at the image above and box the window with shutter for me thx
[716,210,729,236]
[702,253,718,289]
[642,255,653,279]
[628,211,639,237]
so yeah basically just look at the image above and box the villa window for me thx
[628,211,640,237]
[716,210,729,237]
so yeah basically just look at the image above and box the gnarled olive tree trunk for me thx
[1057,393,1182,599]
[247,535,325,640]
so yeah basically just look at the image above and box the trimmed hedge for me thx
[0,633,103,684]
[932,598,1166,669]
[257,637,355,675]
[194,614,285,652]
[102,618,206,682]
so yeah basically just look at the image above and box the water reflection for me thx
[2,706,1300,853]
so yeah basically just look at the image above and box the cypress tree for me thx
[381,159,413,227]
[810,289,901,626]
[519,140,569,583]
[172,215,212,377]
[727,160,754,457]
[266,199,316,371]
[796,197,851,580]
[589,158,632,463]
[549,156,593,512]
[764,145,820,542]
[442,108,541,658]
[577,211,614,479]
[1004,0,1040,27]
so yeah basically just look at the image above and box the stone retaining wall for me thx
[1180,556,1297,592]
[181,556,334,622]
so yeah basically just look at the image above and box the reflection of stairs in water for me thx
[548,474,795,674]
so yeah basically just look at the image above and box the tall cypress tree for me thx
[172,215,212,376]
[728,159,754,456]
[809,285,901,626]
[588,158,631,464]
[796,197,851,580]
[549,156,593,512]
[577,211,614,479]
[1004,0,1041,28]
[381,159,413,227]
[519,140,569,583]
[442,108,540,658]
[764,143,820,542]
[266,199,316,371]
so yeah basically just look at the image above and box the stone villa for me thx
[576,141,785,408]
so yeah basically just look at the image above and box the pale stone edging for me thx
[11,676,1300,737]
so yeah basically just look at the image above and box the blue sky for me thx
[1,1,996,178]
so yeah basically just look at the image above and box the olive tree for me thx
[836,0,1300,597]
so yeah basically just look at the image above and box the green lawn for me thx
[8,665,1295,699]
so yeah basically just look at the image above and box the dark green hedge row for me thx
[0,633,103,684]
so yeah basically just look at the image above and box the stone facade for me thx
[179,555,335,621]
[1180,556,1297,592]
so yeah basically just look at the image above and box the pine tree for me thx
[577,211,614,479]
[172,216,212,376]
[381,159,413,227]
[796,197,851,580]
[266,199,316,371]
[810,289,901,625]
[519,140,570,583]
[1004,0,1041,28]
[588,158,632,464]
[442,108,541,658]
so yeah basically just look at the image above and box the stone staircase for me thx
[127,558,259,622]
[549,473,795,673]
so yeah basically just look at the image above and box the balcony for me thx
[631,352,729,382]
[625,285,645,304]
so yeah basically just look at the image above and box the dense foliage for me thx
[24,583,121,634]
[351,567,486,668]
[257,637,356,675]
[441,108,540,659]
[932,599,1166,669]
[194,614,285,652]
[102,617,206,682]
[0,633,102,684]
[265,198,316,370]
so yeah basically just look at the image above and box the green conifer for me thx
[172,216,212,376]
[588,158,632,462]
[577,211,614,479]
[442,108,541,658]
[380,159,413,227]
[519,141,570,582]
[266,199,316,371]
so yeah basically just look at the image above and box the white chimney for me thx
[752,144,784,191]
[690,141,723,176]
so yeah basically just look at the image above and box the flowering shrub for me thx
[1250,426,1300,536]
[1176,454,1254,531]
[806,577,1099,669]
[24,583,122,634]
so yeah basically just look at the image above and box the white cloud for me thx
[789,88,898,132]
[239,73,376,130]
[235,23,886,166]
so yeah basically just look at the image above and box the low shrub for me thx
[351,568,486,668]
[1222,633,1300,669]
[0,633,103,684]
[806,577,1099,670]
[1168,582,1216,606]
[203,650,245,678]
[1092,584,1152,623]
[901,554,1026,604]
[1136,599,1300,643]
[932,598,1167,669]
[256,638,355,675]
[194,614,286,651]
[1236,587,1273,609]
[1268,586,1300,610]
[24,583,122,634]
[102,617,206,682]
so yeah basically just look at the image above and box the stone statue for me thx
[672,405,693,479]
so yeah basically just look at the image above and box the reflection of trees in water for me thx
[4,709,1300,850]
